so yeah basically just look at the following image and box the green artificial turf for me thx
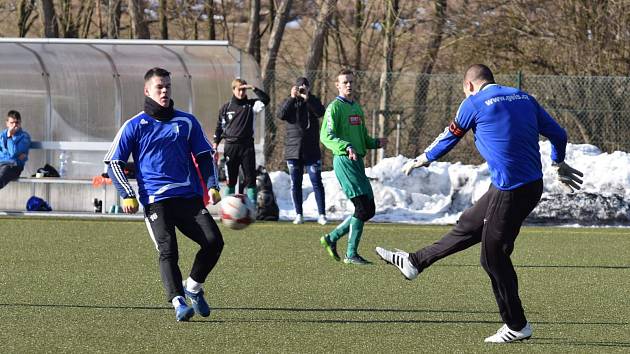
[0,217,628,353]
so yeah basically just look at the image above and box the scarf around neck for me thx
[144,96,175,121]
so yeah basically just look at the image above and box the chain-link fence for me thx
[263,71,630,171]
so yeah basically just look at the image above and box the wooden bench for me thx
[16,141,117,213]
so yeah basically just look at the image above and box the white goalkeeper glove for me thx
[553,161,584,193]
[402,153,430,176]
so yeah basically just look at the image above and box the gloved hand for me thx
[208,188,221,205]
[402,153,430,176]
[553,162,584,192]
[122,197,139,214]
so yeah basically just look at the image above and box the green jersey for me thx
[320,97,379,157]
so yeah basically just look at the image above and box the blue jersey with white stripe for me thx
[425,84,567,190]
[104,110,213,205]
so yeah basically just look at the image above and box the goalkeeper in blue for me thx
[104,67,224,322]
[376,64,583,343]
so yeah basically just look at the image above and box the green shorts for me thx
[332,155,373,199]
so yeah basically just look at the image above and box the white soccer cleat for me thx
[293,214,304,225]
[484,323,532,343]
[317,214,328,225]
[375,247,419,280]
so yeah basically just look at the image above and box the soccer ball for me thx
[219,194,255,230]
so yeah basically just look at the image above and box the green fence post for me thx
[516,70,522,90]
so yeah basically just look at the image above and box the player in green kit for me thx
[319,69,387,265]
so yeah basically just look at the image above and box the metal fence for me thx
[263,71,630,171]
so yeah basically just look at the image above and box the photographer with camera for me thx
[277,77,327,225]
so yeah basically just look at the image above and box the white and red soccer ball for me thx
[219,194,255,230]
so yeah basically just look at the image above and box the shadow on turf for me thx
[531,338,630,349]
[438,264,630,269]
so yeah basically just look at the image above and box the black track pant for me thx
[144,197,224,302]
[409,179,543,330]
[0,164,23,189]
[224,142,256,189]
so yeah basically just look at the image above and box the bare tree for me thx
[409,0,446,156]
[128,0,150,39]
[107,0,121,38]
[246,0,261,63]
[17,0,38,37]
[38,0,58,37]
[376,0,399,162]
[204,0,216,39]
[159,0,168,39]
[47,0,95,38]
[304,0,337,85]
[353,0,363,72]
[261,0,293,162]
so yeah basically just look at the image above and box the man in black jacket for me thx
[277,77,327,225]
[214,78,270,204]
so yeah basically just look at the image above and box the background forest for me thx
[1,0,629,168]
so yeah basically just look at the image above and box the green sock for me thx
[246,187,257,205]
[328,216,352,243]
[226,185,236,195]
[346,217,364,258]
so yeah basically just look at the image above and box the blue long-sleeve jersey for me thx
[104,110,218,206]
[425,84,567,190]
[0,128,31,167]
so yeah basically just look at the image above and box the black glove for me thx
[553,162,584,192]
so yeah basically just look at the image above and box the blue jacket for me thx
[425,84,567,190]
[0,128,31,167]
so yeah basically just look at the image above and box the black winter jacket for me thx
[277,94,326,161]
[214,88,270,144]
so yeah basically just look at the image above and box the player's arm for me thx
[533,96,567,163]
[403,100,473,175]
[190,117,221,204]
[252,87,271,105]
[213,104,227,146]
[320,105,352,155]
[104,122,138,213]
[424,100,474,162]
[533,96,583,191]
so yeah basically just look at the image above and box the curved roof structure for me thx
[0,38,262,177]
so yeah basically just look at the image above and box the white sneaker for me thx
[484,323,532,343]
[317,214,328,225]
[375,247,419,280]
[293,214,304,224]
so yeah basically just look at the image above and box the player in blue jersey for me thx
[376,64,583,343]
[104,67,224,322]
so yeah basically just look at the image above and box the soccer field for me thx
[0,218,628,353]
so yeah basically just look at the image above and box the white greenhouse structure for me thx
[0,38,263,213]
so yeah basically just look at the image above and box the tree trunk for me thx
[39,0,58,38]
[352,0,363,101]
[107,0,121,38]
[304,0,337,85]
[261,0,293,164]
[410,0,446,156]
[205,0,216,39]
[18,0,37,37]
[377,0,398,163]
[246,0,261,63]
[159,0,168,39]
[128,0,150,39]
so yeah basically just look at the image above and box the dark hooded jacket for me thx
[276,94,325,161]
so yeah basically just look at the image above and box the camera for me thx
[298,87,307,95]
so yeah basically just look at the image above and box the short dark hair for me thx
[7,110,21,121]
[464,64,495,84]
[144,67,171,82]
[338,68,354,77]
